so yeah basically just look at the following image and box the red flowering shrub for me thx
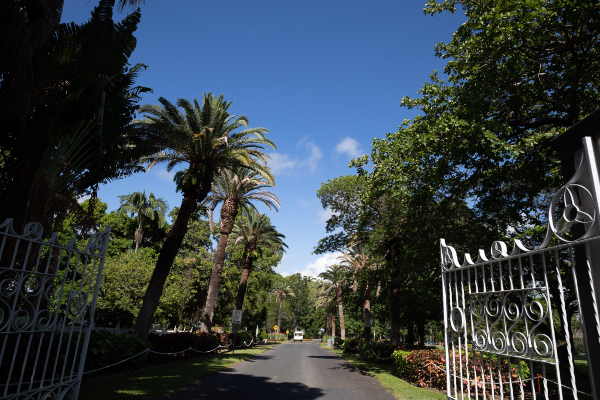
[393,348,530,394]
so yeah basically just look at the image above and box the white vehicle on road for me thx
[293,331,304,342]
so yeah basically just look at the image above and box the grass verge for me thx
[319,343,445,400]
[79,344,276,400]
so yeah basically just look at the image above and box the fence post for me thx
[552,114,600,399]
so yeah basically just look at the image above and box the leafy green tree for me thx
[356,0,600,232]
[319,265,348,340]
[202,167,279,332]
[97,251,199,329]
[132,93,275,339]
[228,211,287,311]
[118,191,168,252]
[314,174,371,254]
[285,274,318,332]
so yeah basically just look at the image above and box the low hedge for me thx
[147,332,219,354]
[358,341,396,362]
[86,330,149,373]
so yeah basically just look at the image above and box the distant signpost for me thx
[232,309,242,325]
[231,310,242,354]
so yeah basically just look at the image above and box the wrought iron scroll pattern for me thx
[0,219,110,400]
[440,142,600,399]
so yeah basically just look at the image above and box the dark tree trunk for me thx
[336,286,345,340]
[407,324,415,346]
[326,313,333,336]
[234,245,255,310]
[134,173,208,340]
[201,197,239,333]
[388,246,401,345]
[417,321,425,347]
[363,280,372,341]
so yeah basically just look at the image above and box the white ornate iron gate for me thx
[441,136,600,400]
[0,219,110,400]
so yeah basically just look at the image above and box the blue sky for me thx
[62,0,465,277]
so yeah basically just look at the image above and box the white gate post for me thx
[552,113,600,399]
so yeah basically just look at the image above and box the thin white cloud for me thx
[316,207,336,224]
[279,254,297,267]
[295,252,342,278]
[305,142,322,174]
[154,168,174,181]
[335,137,363,158]
[268,153,298,175]
[267,141,322,175]
[78,195,91,203]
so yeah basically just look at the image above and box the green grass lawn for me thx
[79,344,276,400]
[318,343,445,400]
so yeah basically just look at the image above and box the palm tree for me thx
[318,265,348,340]
[201,168,280,332]
[131,93,275,339]
[316,290,336,338]
[228,211,287,312]
[117,191,168,252]
[271,283,295,334]
[338,243,378,340]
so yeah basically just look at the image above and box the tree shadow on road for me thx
[308,355,376,377]
[164,373,325,399]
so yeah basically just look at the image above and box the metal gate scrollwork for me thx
[441,136,600,400]
[0,219,110,400]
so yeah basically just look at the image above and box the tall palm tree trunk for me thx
[201,197,239,333]
[332,315,336,338]
[363,280,372,341]
[326,313,333,336]
[277,300,283,334]
[235,246,255,310]
[388,246,401,345]
[134,179,207,339]
[335,287,345,340]
[134,224,143,253]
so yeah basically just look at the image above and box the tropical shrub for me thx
[358,341,395,363]
[236,331,253,345]
[342,338,359,353]
[321,335,331,343]
[334,337,345,348]
[258,329,268,341]
[219,333,233,347]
